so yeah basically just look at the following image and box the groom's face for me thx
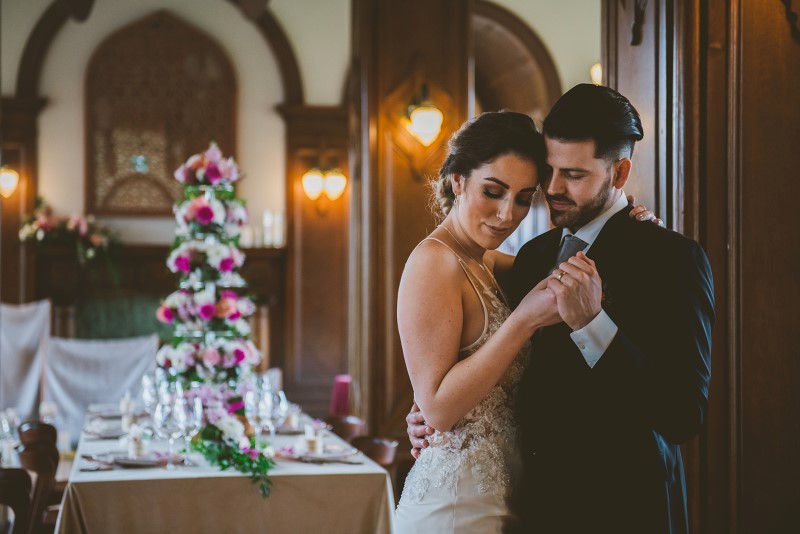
[542,136,617,232]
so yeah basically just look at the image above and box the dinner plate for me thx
[113,456,164,468]
[84,428,127,439]
[289,442,359,461]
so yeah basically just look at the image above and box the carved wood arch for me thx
[15,0,303,104]
[85,10,237,215]
[472,1,562,120]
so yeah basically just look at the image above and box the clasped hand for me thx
[547,251,602,331]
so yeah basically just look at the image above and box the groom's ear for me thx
[612,158,632,189]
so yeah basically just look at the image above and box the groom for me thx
[407,84,714,533]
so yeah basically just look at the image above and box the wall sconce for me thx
[0,165,20,198]
[590,63,603,86]
[404,84,443,147]
[302,168,347,202]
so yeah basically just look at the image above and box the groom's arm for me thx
[406,402,434,459]
[594,238,714,444]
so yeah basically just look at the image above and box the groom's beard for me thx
[546,174,613,231]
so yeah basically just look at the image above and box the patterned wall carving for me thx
[86,10,236,215]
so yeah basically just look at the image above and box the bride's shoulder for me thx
[402,238,464,287]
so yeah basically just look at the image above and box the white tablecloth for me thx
[56,425,395,533]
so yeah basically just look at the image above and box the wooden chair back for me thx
[18,421,59,534]
[351,436,399,468]
[0,468,33,534]
[325,415,365,443]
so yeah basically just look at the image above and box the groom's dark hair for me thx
[543,83,644,161]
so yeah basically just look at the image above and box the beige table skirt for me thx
[58,470,393,533]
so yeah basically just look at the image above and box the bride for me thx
[394,111,658,532]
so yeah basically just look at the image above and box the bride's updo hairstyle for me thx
[432,111,547,221]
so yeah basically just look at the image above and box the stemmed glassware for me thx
[245,388,273,446]
[152,382,185,469]
[178,396,203,465]
[141,371,161,417]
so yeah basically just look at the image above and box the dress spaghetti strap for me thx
[421,237,490,352]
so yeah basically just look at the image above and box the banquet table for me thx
[55,424,395,534]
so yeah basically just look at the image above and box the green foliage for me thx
[193,436,275,498]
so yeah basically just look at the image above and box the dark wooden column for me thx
[351,0,471,437]
[1,98,46,303]
[277,104,350,417]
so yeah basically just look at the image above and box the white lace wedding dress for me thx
[395,239,530,533]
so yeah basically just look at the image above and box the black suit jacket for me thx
[508,206,714,534]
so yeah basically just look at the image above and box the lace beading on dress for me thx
[400,282,530,504]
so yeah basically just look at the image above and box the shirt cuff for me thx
[570,309,618,368]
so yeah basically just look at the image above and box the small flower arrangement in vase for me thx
[18,197,121,281]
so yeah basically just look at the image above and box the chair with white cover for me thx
[41,334,158,446]
[0,300,51,420]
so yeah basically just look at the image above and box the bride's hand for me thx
[406,402,433,459]
[515,278,561,330]
[627,194,665,227]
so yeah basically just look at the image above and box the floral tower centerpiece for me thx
[156,143,273,496]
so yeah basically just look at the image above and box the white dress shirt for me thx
[560,191,629,368]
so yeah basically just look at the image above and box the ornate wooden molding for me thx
[18,0,302,105]
[782,0,800,41]
[620,0,649,45]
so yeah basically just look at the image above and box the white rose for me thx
[215,415,245,443]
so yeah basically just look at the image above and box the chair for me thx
[41,334,157,447]
[0,468,32,534]
[18,421,59,534]
[351,436,398,468]
[326,415,365,443]
[0,300,51,420]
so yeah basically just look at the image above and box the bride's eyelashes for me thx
[482,189,533,207]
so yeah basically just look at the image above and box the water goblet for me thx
[178,397,203,465]
[153,399,184,470]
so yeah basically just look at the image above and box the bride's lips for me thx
[485,224,512,237]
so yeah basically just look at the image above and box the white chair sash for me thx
[0,300,51,419]
[42,335,158,445]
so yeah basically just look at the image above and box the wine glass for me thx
[178,397,203,465]
[245,390,272,446]
[141,372,159,416]
[153,398,184,470]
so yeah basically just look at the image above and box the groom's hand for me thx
[548,251,602,331]
[406,402,434,459]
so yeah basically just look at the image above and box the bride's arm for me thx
[398,243,558,432]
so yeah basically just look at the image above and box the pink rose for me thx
[218,257,234,272]
[233,349,246,364]
[156,306,175,324]
[175,256,191,273]
[195,205,214,225]
[203,348,221,367]
[198,303,216,321]
[205,162,222,184]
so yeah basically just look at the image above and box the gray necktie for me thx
[553,234,589,271]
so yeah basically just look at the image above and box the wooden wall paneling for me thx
[736,0,800,530]
[0,98,46,304]
[354,0,471,439]
[602,0,664,218]
[701,0,736,531]
[278,105,350,418]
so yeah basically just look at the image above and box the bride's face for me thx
[452,153,538,251]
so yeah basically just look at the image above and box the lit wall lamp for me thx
[404,83,444,147]
[302,168,347,202]
[590,63,603,86]
[0,165,20,198]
